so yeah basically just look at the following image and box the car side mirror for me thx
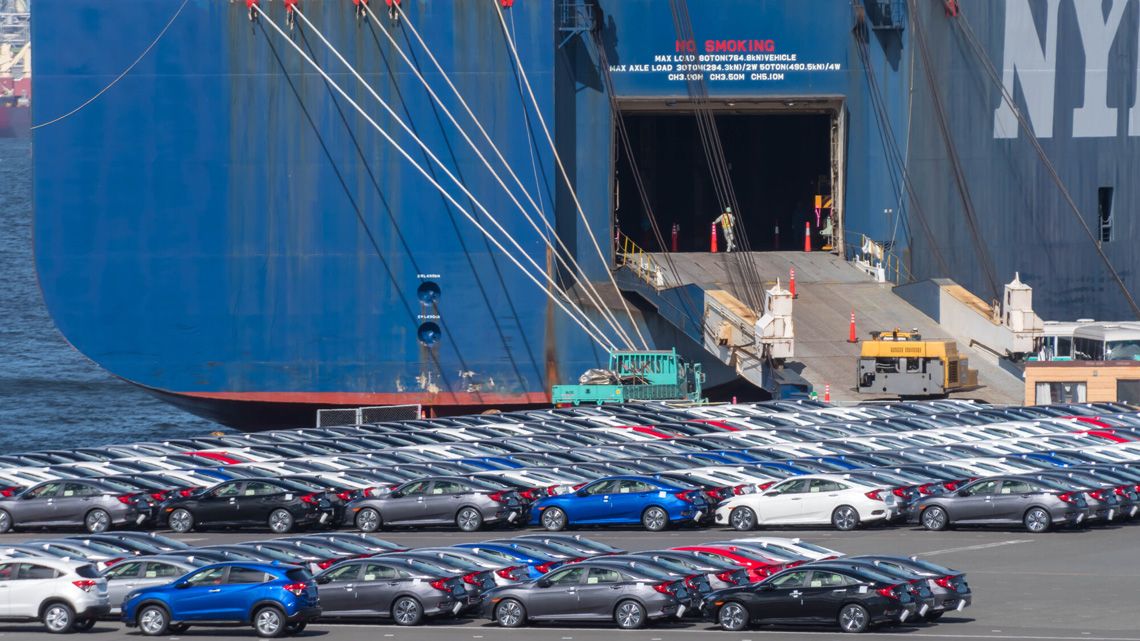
[536,578,551,588]
[757,583,774,591]
[388,491,402,499]
[956,490,971,497]
[575,490,588,498]
[763,491,778,497]
[174,582,191,589]
[315,575,331,585]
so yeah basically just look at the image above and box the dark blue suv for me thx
[120,562,320,637]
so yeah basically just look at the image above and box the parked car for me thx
[910,476,1090,532]
[0,479,155,534]
[314,558,473,625]
[158,479,336,534]
[0,558,110,633]
[715,475,895,531]
[101,555,207,615]
[529,475,711,532]
[119,562,321,637]
[344,476,524,532]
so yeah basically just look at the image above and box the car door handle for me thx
[208,589,221,593]
[832,588,847,592]
[387,582,400,586]
[790,497,802,501]
[610,585,621,590]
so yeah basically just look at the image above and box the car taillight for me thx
[317,559,337,570]
[652,581,675,595]
[519,488,540,501]
[72,580,97,592]
[892,487,908,498]
[865,490,883,501]
[283,582,308,596]
[534,561,557,574]
[675,491,694,503]
[546,485,560,496]
[732,484,752,495]
[300,493,318,504]
[877,584,901,600]
[934,576,955,589]
[716,570,738,585]
[571,482,587,491]
[336,491,353,501]
[683,575,699,590]
[496,566,521,581]
[149,492,168,501]
[918,484,935,495]
[488,491,508,503]
[0,487,19,497]
[746,567,768,581]
[786,560,804,568]
[116,494,137,504]
[943,481,959,491]
[463,572,481,585]
[705,489,722,500]
[1058,492,1078,504]
[429,578,452,593]
[103,557,123,567]
[1089,490,1104,501]
[756,481,775,491]
[179,487,199,497]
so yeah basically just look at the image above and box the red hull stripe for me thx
[178,391,551,405]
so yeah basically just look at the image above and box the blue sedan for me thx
[120,561,320,637]
[529,475,711,532]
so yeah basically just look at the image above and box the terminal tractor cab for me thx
[857,329,978,397]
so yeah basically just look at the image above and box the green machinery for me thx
[551,349,705,406]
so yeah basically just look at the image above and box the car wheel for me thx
[286,622,306,633]
[718,601,749,631]
[168,508,194,534]
[392,596,423,626]
[839,603,870,633]
[71,617,95,632]
[85,508,111,533]
[1024,507,1051,533]
[355,507,382,532]
[456,507,483,532]
[495,598,527,628]
[831,505,860,531]
[925,611,944,621]
[921,506,949,531]
[254,605,286,638]
[268,508,295,534]
[614,599,647,629]
[0,509,11,533]
[729,506,757,531]
[137,605,169,636]
[42,602,75,634]
[641,506,669,532]
[541,507,567,531]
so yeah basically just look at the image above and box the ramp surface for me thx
[646,252,1024,404]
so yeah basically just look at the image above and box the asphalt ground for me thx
[0,523,1137,640]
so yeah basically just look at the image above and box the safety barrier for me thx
[615,230,663,287]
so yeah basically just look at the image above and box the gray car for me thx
[482,559,690,629]
[314,558,473,625]
[911,476,1089,532]
[345,476,524,532]
[0,479,155,533]
[101,555,207,615]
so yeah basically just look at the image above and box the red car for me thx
[670,545,788,582]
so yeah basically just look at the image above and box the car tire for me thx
[392,596,423,626]
[718,601,749,631]
[541,507,568,532]
[84,508,112,534]
[641,506,669,532]
[286,622,306,633]
[0,509,11,533]
[268,508,294,534]
[72,618,95,632]
[925,611,944,621]
[168,508,194,534]
[838,603,870,633]
[137,604,169,636]
[253,605,286,638]
[456,507,483,532]
[921,506,949,531]
[614,599,647,629]
[1024,507,1051,533]
[495,598,527,628]
[831,505,860,531]
[355,507,382,532]
[729,506,757,531]
[42,602,75,634]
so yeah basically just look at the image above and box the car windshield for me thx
[285,568,312,582]
[75,565,100,578]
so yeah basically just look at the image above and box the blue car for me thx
[452,543,564,579]
[120,562,320,637]
[529,475,711,532]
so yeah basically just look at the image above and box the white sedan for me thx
[714,474,895,531]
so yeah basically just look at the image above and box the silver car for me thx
[314,558,473,625]
[346,476,524,532]
[911,476,1089,532]
[101,555,207,615]
[0,479,155,533]
[483,560,689,629]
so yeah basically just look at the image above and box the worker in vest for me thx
[714,206,737,252]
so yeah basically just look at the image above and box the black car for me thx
[159,479,336,534]
[705,564,917,633]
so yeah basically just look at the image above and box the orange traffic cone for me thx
[711,222,718,253]
[824,384,831,403]
[847,310,858,343]
[803,221,812,252]
[789,267,797,298]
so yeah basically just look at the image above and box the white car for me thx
[715,474,894,531]
[0,558,110,633]
[729,537,845,561]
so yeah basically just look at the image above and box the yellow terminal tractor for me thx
[857,329,978,396]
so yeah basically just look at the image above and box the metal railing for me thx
[843,231,910,285]
[615,230,662,286]
[316,404,422,427]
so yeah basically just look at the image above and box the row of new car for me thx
[1,399,1139,535]
[0,532,971,635]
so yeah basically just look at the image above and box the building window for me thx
[1035,381,1086,404]
[1098,186,1113,243]
[1118,380,1140,404]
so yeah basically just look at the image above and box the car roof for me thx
[195,561,301,573]
[0,557,95,571]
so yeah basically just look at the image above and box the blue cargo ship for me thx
[31,0,1140,428]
